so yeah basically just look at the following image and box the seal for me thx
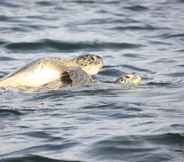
[0,54,103,89]
[39,72,142,91]
[115,73,142,87]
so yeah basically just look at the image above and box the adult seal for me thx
[0,54,103,89]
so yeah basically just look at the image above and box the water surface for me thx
[0,0,184,162]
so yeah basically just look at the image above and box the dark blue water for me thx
[0,0,184,162]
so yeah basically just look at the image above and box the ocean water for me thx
[0,0,184,162]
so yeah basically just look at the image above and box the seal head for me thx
[116,73,141,87]
[75,54,103,75]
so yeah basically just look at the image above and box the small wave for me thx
[21,131,55,139]
[124,5,148,11]
[0,109,22,116]
[175,49,184,53]
[20,131,64,141]
[0,40,8,46]
[120,64,154,74]
[68,0,95,4]
[0,1,21,8]
[0,155,84,162]
[111,25,166,31]
[166,72,184,77]
[87,133,184,162]
[0,72,7,78]
[0,15,12,22]
[146,81,172,87]
[68,0,120,4]
[178,0,184,3]
[102,0,120,4]
[4,39,143,52]
[1,141,79,160]
[0,56,17,61]
[158,33,184,39]
[36,1,56,6]
[144,133,184,145]
[148,40,172,46]
[165,33,184,39]
[26,90,76,101]
[123,53,143,59]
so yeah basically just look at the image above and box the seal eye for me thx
[120,78,124,83]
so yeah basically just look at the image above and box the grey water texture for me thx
[0,0,184,162]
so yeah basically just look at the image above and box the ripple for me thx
[123,53,143,59]
[0,1,184,162]
[27,90,75,101]
[147,81,172,87]
[158,33,184,39]
[0,40,8,46]
[20,131,61,140]
[68,0,120,4]
[36,1,56,6]
[120,64,154,74]
[112,24,169,31]
[0,1,21,8]
[0,72,7,78]
[165,33,184,39]
[1,155,83,162]
[1,142,79,159]
[5,39,143,52]
[79,18,139,26]
[124,5,148,11]
[0,109,22,116]
[178,0,184,3]
[112,25,156,31]
[0,56,17,61]
[0,15,12,22]
[69,0,95,4]
[87,133,184,162]
[164,72,184,77]
[143,133,184,145]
